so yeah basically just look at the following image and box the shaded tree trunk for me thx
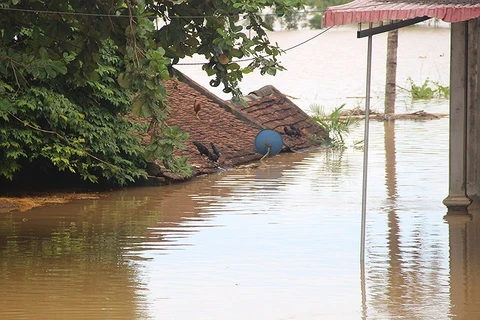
[385,29,399,114]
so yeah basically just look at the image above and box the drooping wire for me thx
[0,6,130,18]
[0,5,335,70]
[0,6,332,18]
[176,26,334,66]
[0,2,407,19]
[283,26,333,51]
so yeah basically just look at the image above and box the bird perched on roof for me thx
[210,142,221,158]
[208,142,221,162]
[193,99,201,120]
[193,141,210,157]
[193,141,221,162]
[208,150,219,162]
[290,125,302,137]
[284,126,297,137]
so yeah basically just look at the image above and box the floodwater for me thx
[1,24,479,320]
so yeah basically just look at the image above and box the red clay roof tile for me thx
[151,74,327,180]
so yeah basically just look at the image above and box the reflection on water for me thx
[1,117,477,320]
[2,25,480,319]
[448,211,480,320]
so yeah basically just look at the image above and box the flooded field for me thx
[2,24,480,320]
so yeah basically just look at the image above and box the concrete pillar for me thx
[444,21,472,213]
[466,18,480,208]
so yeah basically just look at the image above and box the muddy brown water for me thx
[1,24,478,319]
[1,118,478,319]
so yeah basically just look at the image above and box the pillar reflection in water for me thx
[365,121,451,319]
[383,120,409,316]
[448,208,480,319]
[362,120,403,319]
[379,120,409,317]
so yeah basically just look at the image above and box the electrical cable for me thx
[260,146,271,161]
[1,5,335,80]
[176,26,334,66]
[0,6,331,18]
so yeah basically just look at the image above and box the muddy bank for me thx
[0,193,102,214]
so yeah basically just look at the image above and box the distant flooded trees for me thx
[260,0,352,30]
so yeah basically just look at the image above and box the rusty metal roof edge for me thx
[324,0,480,26]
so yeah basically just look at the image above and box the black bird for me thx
[210,142,221,157]
[193,141,210,157]
[193,141,221,162]
[208,142,221,162]
[290,125,302,137]
[284,126,297,137]
[207,151,219,162]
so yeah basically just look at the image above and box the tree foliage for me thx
[305,0,350,9]
[0,0,304,187]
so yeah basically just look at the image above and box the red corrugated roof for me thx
[324,0,480,26]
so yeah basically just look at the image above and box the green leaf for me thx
[227,63,241,70]
[118,73,130,88]
[50,61,68,75]
[0,98,12,115]
[38,47,49,61]
[131,98,144,116]
[242,67,253,74]
[45,66,57,78]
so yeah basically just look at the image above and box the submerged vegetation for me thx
[309,104,360,147]
[407,78,450,100]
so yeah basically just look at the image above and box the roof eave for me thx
[324,0,480,27]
